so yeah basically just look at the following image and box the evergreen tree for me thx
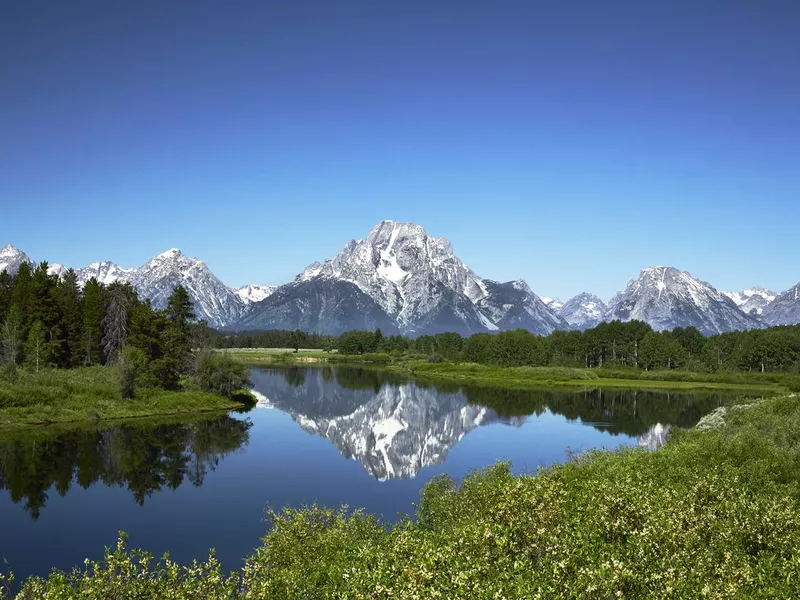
[55,269,83,367]
[81,278,104,365]
[0,269,13,325]
[10,261,32,334]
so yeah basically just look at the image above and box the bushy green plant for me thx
[195,351,250,399]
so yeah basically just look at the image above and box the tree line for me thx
[0,262,246,398]
[218,320,800,374]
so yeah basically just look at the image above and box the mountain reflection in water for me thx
[250,366,723,480]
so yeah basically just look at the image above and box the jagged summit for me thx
[0,244,32,275]
[247,220,564,336]
[155,248,183,259]
[606,266,763,335]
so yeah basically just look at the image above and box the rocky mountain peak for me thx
[559,293,607,330]
[606,265,762,335]
[0,244,32,275]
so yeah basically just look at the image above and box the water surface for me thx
[0,366,739,584]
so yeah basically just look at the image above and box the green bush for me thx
[195,351,250,399]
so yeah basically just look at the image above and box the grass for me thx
[0,366,247,429]
[11,392,800,598]
[224,347,791,393]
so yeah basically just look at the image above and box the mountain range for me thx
[1,221,798,335]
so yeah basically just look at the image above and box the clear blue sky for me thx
[1,0,798,300]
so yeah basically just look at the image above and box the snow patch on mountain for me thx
[236,284,277,304]
[541,297,564,312]
[721,287,777,316]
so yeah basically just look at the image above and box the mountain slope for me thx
[235,278,399,335]
[606,266,762,335]
[559,293,607,330]
[760,283,800,326]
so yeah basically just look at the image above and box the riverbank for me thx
[223,348,793,394]
[0,367,249,429]
[11,391,800,598]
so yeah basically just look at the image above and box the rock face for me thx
[234,221,565,336]
[761,283,800,326]
[559,293,607,330]
[721,287,777,316]
[605,266,763,335]
[0,245,32,275]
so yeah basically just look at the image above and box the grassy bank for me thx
[0,367,248,428]
[225,348,793,393]
[10,392,800,598]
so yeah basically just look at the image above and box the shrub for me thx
[195,351,250,399]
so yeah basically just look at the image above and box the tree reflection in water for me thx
[0,415,252,520]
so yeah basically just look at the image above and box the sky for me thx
[1,0,798,301]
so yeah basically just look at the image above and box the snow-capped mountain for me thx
[721,287,777,316]
[606,266,763,335]
[760,283,800,326]
[126,249,246,327]
[47,263,68,278]
[541,297,564,312]
[76,261,135,286]
[0,245,32,275]
[559,293,607,330]
[235,220,565,335]
[236,284,277,304]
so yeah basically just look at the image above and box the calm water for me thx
[0,366,740,584]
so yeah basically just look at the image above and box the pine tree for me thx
[56,269,83,367]
[164,285,195,370]
[81,278,104,365]
[0,269,13,325]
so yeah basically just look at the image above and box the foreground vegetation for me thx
[7,392,800,598]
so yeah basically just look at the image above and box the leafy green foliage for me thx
[16,393,800,598]
[195,350,250,398]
